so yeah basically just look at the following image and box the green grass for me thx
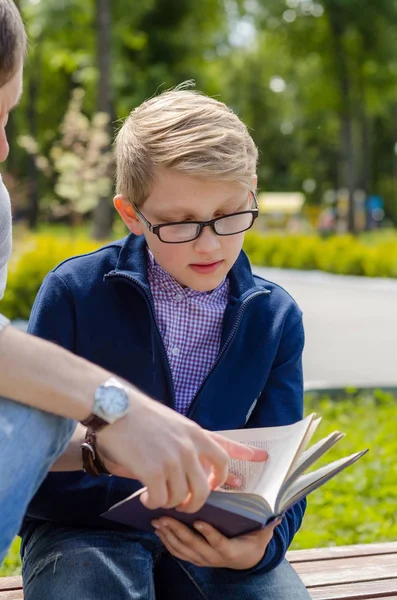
[1,391,395,576]
[292,390,397,548]
[0,538,21,577]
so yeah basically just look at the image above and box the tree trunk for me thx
[360,112,372,230]
[393,103,397,226]
[92,0,114,240]
[326,7,356,233]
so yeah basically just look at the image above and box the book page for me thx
[217,414,316,509]
[279,449,368,511]
[293,432,344,472]
[278,432,345,500]
[221,438,280,494]
[285,417,322,477]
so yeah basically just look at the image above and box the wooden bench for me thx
[1,542,396,599]
[287,542,397,599]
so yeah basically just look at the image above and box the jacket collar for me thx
[109,233,268,301]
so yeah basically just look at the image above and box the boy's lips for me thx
[189,260,224,274]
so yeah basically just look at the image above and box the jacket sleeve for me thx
[244,309,306,573]
[27,271,76,351]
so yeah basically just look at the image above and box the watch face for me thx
[97,385,129,422]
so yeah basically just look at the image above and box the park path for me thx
[253,267,397,390]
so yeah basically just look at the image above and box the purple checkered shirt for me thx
[147,249,229,415]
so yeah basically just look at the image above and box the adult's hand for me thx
[97,390,267,513]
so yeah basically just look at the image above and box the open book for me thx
[102,414,368,538]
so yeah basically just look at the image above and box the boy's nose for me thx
[193,225,221,253]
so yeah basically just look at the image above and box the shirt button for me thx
[174,294,184,302]
[172,347,180,356]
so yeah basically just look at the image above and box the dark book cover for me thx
[102,495,270,538]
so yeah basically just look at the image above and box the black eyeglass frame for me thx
[133,192,259,244]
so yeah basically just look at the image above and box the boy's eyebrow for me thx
[153,198,249,222]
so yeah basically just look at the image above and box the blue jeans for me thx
[0,397,76,563]
[22,523,311,600]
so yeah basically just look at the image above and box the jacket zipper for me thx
[106,272,269,418]
[105,272,177,409]
[187,289,270,419]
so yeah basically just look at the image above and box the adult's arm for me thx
[0,322,113,421]
[0,322,266,512]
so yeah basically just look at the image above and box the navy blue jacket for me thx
[23,233,306,573]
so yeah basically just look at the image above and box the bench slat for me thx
[0,578,22,592]
[294,554,397,586]
[308,579,397,600]
[0,591,23,600]
[294,553,397,573]
[288,543,397,563]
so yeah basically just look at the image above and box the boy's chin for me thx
[181,272,226,293]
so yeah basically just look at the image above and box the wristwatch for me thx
[81,376,130,432]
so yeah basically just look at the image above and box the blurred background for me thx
[5,0,397,238]
[1,0,396,575]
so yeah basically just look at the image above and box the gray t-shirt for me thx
[0,174,12,300]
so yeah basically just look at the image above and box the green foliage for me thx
[0,538,21,577]
[244,232,397,277]
[18,88,114,220]
[1,391,395,575]
[1,235,102,320]
[4,0,397,229]
[293,390,397,549]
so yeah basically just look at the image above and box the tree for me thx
[92,0,114,239]
[248,0,397,230]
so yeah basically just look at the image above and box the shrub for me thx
[1,235,102,320]
[244,232,397,278]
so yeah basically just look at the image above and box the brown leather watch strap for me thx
[80,414,109,432]
[81,429,111,477]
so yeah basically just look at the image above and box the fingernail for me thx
[152,521,160,529]
[194,522,204,530]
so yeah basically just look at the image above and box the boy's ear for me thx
[113,195,144,236]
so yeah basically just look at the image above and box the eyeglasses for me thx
[133,193,259,244]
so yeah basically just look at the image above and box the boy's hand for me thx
[97,393,268,513]
[151,516,281,570]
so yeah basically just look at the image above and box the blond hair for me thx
[0,0,27,87]
[115,86,258,206]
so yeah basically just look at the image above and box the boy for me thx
[21,87,310,599]
[0,0,258,563]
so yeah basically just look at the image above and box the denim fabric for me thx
[22,523,311,600]
[0,397,76,563]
